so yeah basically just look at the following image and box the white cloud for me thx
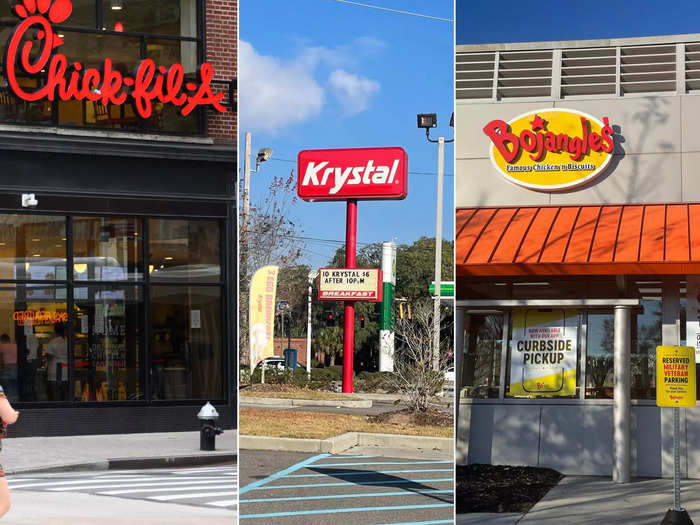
[239,40,325,135]
[328,69,381,116]
[239,39,383,134]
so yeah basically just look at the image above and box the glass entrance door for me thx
[461,313,502,399]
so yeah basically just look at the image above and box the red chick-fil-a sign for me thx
[5,0,227,118]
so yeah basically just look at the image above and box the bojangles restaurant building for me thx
[456,33,700,480]
[0,0,237,435]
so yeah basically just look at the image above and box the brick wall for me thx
[205,0,237,143]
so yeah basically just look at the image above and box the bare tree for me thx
[240,171,304,366]
[390,298,452,412]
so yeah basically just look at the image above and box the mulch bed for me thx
[456,464,563,513]
[241,384,302,393]
[367,406,453,427]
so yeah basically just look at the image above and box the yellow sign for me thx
[656,346,696,407]
[484,108,614,191]
[509,308,578,397]
[249,265,278,367]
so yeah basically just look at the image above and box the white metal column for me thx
[613,304,632,483]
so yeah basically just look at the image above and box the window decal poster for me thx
[686,276,700,363]
[509,308,578,396]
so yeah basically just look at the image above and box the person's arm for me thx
[0,397,18,425]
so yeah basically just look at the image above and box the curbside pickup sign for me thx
[297,147,408,201]
[656,346,696,407]
[318,268,382,302]
[484,108,614,192]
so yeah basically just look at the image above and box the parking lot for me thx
[239,451,454,524]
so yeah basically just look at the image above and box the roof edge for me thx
[456,32,700,53]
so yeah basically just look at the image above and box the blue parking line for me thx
[240,488,453,503]
[382,520,455,525]
[284,468,453,478]
[247,477,453,490]
[239,453,330,495]
[312,460,452,467]
[239,502,453,519]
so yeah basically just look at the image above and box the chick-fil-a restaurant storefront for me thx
[456,33,700,480]
[0,0,237,435]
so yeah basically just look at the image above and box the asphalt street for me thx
[239,450,454,524]
[7,464,237,512]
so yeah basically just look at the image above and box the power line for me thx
[334,0,452,22]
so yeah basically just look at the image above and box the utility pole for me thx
[240,132,252,367]
[432,136,444,371]
[306,270,318,379]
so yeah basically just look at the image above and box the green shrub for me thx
[354,371,398,393]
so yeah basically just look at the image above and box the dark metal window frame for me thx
[0,209,228,408]
[0,0,207,136]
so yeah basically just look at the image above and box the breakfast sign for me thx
[5,0,227,118]
[484,108,614,191]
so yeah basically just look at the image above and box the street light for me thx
[417,112,454,371]
[241,133,273,367]
[306,270,319,379]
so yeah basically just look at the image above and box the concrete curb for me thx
[239,432,452,455]
[7,453,237,475]
[240,396,372,408]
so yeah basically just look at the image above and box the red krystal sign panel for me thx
[297,147,408,201]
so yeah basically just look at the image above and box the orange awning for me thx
[456,204,700,276]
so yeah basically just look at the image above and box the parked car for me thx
[254,356,286,371]
[444,366,455,383]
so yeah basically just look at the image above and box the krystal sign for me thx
[297,147,408,201]
[5,0,227,118]
[318,268,382,302]
[484,108,614,191]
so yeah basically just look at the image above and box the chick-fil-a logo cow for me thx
[5,0,227,118]
[483,108,615,191]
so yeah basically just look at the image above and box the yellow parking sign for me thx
[656,346,696,407]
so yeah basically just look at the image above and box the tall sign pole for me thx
[343,200,358,392]
[379,240,396,372]
[298,147,408,394]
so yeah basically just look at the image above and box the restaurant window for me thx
[73,286,142,401]
[149,219,220,283]
[585,312,614,398]
[73,217,142,281]
[150,286,222,400]
[462,313,501,399]
[0,285,69,403]
[0,0,202,133]
[0,214,67,281]
[631,298,661,399]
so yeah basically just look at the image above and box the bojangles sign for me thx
[5,0,227,118]
[484,108,615,191]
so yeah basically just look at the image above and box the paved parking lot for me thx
[239,452,454,524]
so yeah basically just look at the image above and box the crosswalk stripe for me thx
[149,490,234,501]
[99,484,233,495]
[285,468,453,478]
[9,475,226,489]
[207,499,237,507]
[310,460,453,467]
[48,479,236,491]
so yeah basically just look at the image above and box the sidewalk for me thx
[458,476,700,525]
[0,430,237,474]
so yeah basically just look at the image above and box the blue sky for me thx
[457,1,698,45]
[240,0,454,268]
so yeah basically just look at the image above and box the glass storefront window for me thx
[73,217,142,281]
[0,215,66,281]
[461,313,501,399]
[585,312,614,398]
[73,286,142,401]
[150,286,222,400]
[0,285,69,403]
[149,219,221,282]
[631,298,661,399]
[102,0,198,36]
